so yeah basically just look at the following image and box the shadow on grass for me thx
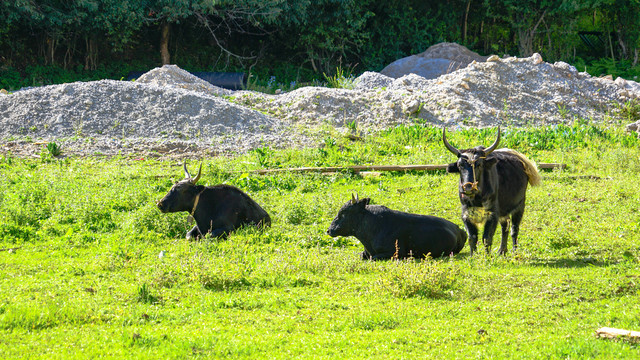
[526,257,617,268]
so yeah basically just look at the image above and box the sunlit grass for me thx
[0,124,639,358]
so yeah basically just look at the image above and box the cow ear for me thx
[446,162,459,173]
[360,198,371,206]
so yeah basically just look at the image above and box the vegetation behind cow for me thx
[0,124,639,358]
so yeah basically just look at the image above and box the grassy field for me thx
[1,124,640,358]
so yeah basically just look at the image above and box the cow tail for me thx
[520,154,542,187]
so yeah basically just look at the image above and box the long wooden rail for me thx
[250,163,566,175]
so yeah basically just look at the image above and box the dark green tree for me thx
[483,0,570,56]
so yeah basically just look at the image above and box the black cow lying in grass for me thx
[157,163,271,239]
[327,195,467,260]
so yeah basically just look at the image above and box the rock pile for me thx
[1,50,639,157]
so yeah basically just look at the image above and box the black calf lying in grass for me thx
[327,195,467,260]
[157,163,271,239]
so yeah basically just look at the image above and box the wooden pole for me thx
[250,163,566,175]
[596,327,640,341]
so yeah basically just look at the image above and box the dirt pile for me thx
[1,53,639,157]
[0,72,288,156]
[238,53,636,129]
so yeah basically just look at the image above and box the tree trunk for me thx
[46,37,56,66]
[516,9,547,57]
[617,30,628,59]
[84,36,98,71]
[462,0,471,44]
[608,30,615,60]
[518,29,534,57]
[160,22,171,65]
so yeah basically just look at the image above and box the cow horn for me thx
[351,193,356,204]
[484,127,501,155]
[442,127,460,156]
[192,163,202,184]
[183,161,191,179]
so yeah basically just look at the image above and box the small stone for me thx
[486,55,501,62]
[531,53,543,64]
[625,121,639,133]
[402,99,421,114]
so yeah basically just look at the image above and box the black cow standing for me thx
[157,163,271,239]
[443,127,541,255]
[327,194,467,260]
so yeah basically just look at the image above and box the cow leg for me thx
[370,236,402,260]
[186,225,201,240]
[371,252,395,260]
[208,225,234,239]
[482,215,499,254]
[196,218,234,239]
[498,218,510,255]
[464,221,479,256]
[510,209,524,252]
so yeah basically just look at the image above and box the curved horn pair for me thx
[442,127,501,156]
[183,162,202,184]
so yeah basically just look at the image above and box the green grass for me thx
[1,124,640,358]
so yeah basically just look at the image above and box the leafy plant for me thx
[557,103,569,119]
[324,67,356,89]
[137,283,160,304]
[345,119,358,134]
[251,146,274,168]
[617,99,640,122]
[46,142,61,157]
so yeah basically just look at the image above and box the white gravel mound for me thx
[236,53,638,130]
[0,76,285,156]
[1,55,639,157]
[353,71,393,90]
[136,64,233,96]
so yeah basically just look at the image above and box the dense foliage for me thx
[1,0,639,90]
[1,124,640,357]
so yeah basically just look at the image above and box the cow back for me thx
[199,185,271,228]
[493,150,533,216]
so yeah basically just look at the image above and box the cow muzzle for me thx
[156,200,168,213]
[461,181,479,195]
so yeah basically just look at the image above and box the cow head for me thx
[156,162,202,213]
[327,193,370,237]
[443,127,500,197]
